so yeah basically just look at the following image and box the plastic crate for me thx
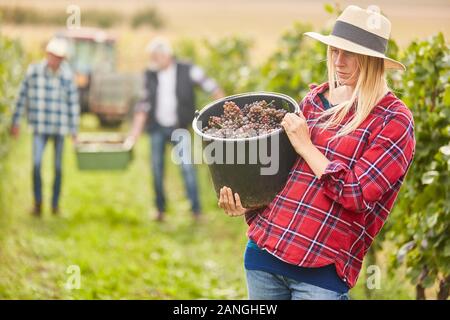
[75,133,133,170]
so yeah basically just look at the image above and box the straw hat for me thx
[46,38,68,58]
[304,5,405,70]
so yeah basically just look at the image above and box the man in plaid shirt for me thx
[11,38,79,216]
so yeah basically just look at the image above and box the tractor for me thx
[55,28,141,127]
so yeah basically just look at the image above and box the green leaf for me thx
[421,170,439,185]
[440,145,450,156]
[444,242,450,257]
[324,3,334,14]
[281,100,290,112]
[427,213,438,228]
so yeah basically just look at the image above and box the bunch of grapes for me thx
[202,99,288,138]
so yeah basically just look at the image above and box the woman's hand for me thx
[218,186,247,217]
[281,112,313,157]
[282,112,331,179]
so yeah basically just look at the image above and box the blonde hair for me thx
[315,46,389,141]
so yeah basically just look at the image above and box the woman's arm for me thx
[296,143,330,179]
[218,111,327,218]
[282,109,415,213]
[281,112,330,178]
[318,111,415,213]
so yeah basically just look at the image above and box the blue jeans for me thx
[245,269,350,300]
[32,134,65,208]
[149,125,200,214]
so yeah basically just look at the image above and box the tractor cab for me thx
[56,28,117,114]
[56,28,140,127]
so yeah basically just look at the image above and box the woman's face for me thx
[330,47,359,87]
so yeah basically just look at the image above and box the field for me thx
[0,115,418,299]
[0,0,448,300]
[0,115,250,299]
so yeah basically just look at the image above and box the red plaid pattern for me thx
[246,82,416,288]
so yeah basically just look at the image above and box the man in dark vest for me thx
[127,37,224,222]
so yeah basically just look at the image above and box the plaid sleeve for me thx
[12,65,33,126]
[298,92,309,114]
[319,108,415,213]
[67,74,80,135]
[298,85,318,116]
[245,206,266,226]
[190,65,218,94]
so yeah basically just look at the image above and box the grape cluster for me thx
[202,100,288,138]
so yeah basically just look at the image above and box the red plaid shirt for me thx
[246,82,416,288]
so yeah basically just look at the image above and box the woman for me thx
[218,5,415,300]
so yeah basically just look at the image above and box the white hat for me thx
[145,36,173,56]
[46,38,68,58]
[304,5,405,70]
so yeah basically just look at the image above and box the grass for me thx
[0,115,249,299]
[0,115,416,299]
